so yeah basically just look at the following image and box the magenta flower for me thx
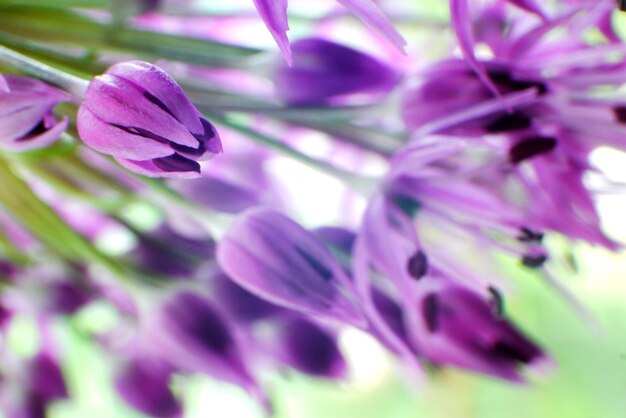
[0,75,69,151]
[275,317,346,379]
[413,276,546,382]
[216,208,366,327]
[77,61,222,178]
[114,356,182,418]
[253,0,405,63]
[273,38,399,106]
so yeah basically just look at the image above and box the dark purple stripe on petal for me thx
[407,251,428,280]
[509,136,557,164]
[485,112,532,133]
[612,106,626,123]
[422,293,439,333]
[521,254,547,268]
[153,154,201,173]
[143,91,180,122]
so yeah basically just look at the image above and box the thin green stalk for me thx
[0,44,88,98]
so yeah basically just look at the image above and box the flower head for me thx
[273,38,399,106]
[77,61,222,178]
[217,208,366,327]
[0,75,69,151]
[413,276,546,382]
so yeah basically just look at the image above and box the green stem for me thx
[0,44,88,98]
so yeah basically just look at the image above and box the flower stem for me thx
[0,44,88,98]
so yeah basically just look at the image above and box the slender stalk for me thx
[0,44,88,98]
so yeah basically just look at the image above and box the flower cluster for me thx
[0,0,623,417]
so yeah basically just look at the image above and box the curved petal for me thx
[78,107,173,160]
[217,208,366,327]
[106,61,205,135]
[253,0,291,63]
[337,0,406,52]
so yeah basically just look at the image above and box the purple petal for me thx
[336,0,406,52]
[253,0,291,63]
[211,271,285,323]
[277,317,346,378]
[78,106,173,160]
[28,353,68,402]
[106,61,204,135]
[148,291,258,390]
[217,208,366,327]
[82,74,200,148]
[115,357,182,418]
[273,38,399,106]
[115,156,202,179]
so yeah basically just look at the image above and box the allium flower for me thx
[144,291,262,399]
[77,61,222,178]
[217,208,366,327]
[274,317,346,379]
[114,356,182,418]
[210,271,285,323]
[0,75,69,151]
[413,276,546,382]
[273,38,399,106]
[253,0,405,63]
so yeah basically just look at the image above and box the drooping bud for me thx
[414,277,546,381]
[114,356,182,418]
[217,208,366,327]
[273,38,399,106]
[77,61,222,178]
[275,317,346,379]
[0,75,69,151]
[145,291,261,396]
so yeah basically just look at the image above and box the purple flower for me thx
[275,317,346,379]
[145,291,261,397]
[413,276,546,382]
[77,61,222,178]
[253,0,405,63]
[129,224,216,279]
[216,208,366,327]
[0,75,69,151]
[210,271,285,323]
[273,38,399,106]
[115,356,182,418]
[27,353,68,403]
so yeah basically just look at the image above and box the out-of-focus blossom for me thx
[217,208,366,327]
[144,291,263,400]
[114,356,182,418]
[77,61,222,178]
[210,271,285,323]
[1,350,68,418]
[0,75,69,151]
[253,0,405,63]
[273,38,399,106]
[274,317,346,379]
[413,275,546,381]
[129,224,215,279]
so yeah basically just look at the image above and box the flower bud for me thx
[217,208,366,327]
[414,277,547,381]
[0,75,69,151]
[77,61,222,178]
[114,356,182,418]
[273,38,399,106]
